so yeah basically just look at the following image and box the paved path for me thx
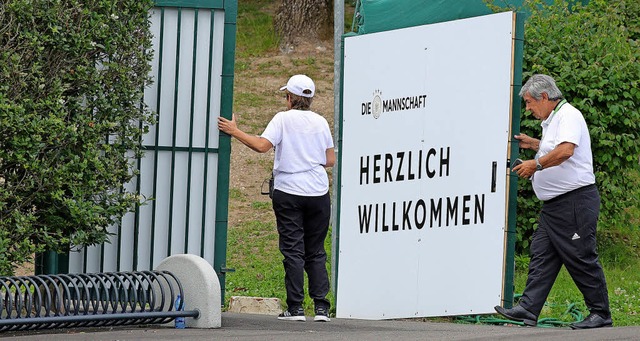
[2,312,639,340]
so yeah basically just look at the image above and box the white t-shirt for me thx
[532,101,595,201]
[261,109,334,196]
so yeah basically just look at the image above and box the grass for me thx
[512,254,640,326]
[225,218,640,324]
[226,220,283,299]
[226,217,335,315]
[226,0,640,325]
[225,219,640,324]
[236,0,280,58]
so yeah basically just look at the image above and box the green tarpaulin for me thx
[353,0,589,34]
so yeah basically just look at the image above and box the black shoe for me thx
[570,313,613,329]
[278,306,306,321]
[314,306,330,322]
[494,305,537,326]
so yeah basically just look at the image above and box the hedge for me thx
[0,0,155,275]
[491,0,640,253]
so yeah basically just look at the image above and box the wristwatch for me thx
[535,158,543,171]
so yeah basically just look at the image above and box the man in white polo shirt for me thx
[494,74,612,329]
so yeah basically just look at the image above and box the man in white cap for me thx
[218,74,335,322]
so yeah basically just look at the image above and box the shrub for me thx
[490,0,640,253]
[0,0,155,275]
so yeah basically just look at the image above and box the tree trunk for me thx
[274,0,333,51]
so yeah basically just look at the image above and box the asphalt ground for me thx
[2,312,640,341]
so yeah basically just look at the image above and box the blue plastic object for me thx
[175,295,186,329]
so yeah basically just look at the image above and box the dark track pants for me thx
[519,184,611,318]
[272,189,331,310]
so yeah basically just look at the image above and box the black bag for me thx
[261,176,274,199]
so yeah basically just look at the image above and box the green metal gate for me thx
[41,0,236,298]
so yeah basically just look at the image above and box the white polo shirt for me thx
[261,109,334,196]
[532,101,595,201]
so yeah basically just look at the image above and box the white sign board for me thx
[336,11,516,319]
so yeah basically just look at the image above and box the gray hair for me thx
[519,74,564,100]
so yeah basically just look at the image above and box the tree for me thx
[274,0,333,50]
[0,0,155,275]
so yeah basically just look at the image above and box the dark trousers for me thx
[272,189,331,310]
[519,184,611,318]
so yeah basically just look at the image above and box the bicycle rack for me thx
[0,270,199,331]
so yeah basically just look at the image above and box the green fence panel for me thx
[37,0,237,303]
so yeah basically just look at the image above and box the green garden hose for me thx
[455,296,584,328]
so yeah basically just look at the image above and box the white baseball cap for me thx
[280,74,315,98]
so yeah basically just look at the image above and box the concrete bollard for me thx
[156,254,221,328]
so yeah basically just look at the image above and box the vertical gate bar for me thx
[117,206,123,272]
[150,7,166,270]
[100,239,105,273]
[133,118,144,271]
[184,9,200,253]
[133,167,141,270]
[503,12,525,309]
[167,8,183,256]
[331,0,344,299]
[215,1,238,303]
[82,246,88,273]
[101,132,112,272]
[332,30,347,310]
[132,25,156,269]
[200,9,215,257]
